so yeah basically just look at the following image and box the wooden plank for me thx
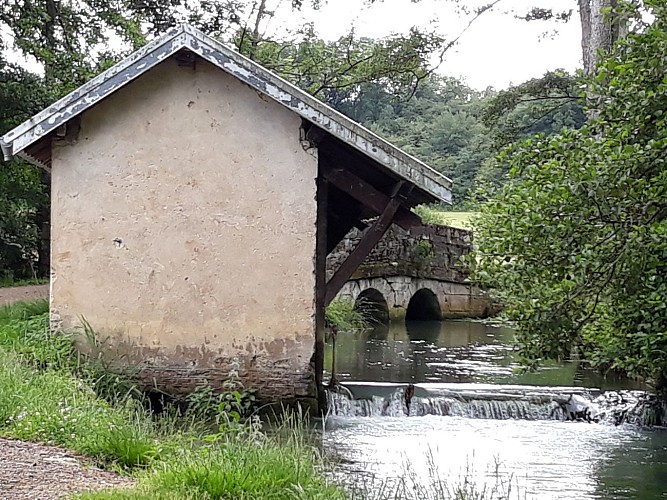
[314,175,329,413]
[324,183,407,306]
[322,166,421,230]
[25,136,53,169]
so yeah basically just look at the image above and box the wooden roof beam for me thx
[321,165,421,231]
[325,182,412,306]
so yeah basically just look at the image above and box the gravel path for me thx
[1,285,134,498]
[0,438,135,499]
[0,285,50,306]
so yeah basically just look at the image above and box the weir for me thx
[326,383,667,427]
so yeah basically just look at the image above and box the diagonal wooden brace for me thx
[324,182,411,306]
[322,166,421,230]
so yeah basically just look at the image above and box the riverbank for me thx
[0,300,346,499]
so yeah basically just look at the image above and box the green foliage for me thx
[0,59,51,280]
[185,374,258,424]
[79,416,346,500]
[0,303,346,497]
[415,239,435,259]
[337,76,492,205]
[482,71,585,146]
[474,1,667,391]
[0,276,48,288]
[473,72,586,202]
[325,299,369,332]
[1,0,145,88]
[336,73,585,208]
[246,28,444,104]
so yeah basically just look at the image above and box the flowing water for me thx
[321,320,667,499]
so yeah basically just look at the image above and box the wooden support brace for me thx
[314,176,329,412]
[324,182,410,306]
[322,166,421,230]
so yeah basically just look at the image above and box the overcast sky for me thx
[282,0,583,90]
[3,0,583,91]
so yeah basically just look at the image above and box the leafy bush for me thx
[325,299,369,332]
[185,374,257,424]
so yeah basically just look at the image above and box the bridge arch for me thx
[355,288,389,325]
[335,277,493,322]
[406,288,442,321]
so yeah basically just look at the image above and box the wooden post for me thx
[321,166,421,230]
[314,175,328,413]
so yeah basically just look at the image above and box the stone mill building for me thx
[1,24,453,408]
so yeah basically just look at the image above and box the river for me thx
[321,320,667,499]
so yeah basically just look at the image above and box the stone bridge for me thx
[326,224,496,322]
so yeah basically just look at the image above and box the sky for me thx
[279,0,583,90]
[2,0,583,91]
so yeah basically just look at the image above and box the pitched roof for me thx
[0,24,452,203]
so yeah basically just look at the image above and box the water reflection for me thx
[324,416,648,500]
[325,320,642,390]
[594,429,667,498]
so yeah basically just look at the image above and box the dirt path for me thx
[0,286,137,497]
[0,438,135,499]
[0,284,49,306]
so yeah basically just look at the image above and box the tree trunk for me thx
[44,0,58,83]
[578,0,627,74]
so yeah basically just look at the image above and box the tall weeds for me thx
[0,301,348,499]
[0,300,521,500]
[326,298,369,332]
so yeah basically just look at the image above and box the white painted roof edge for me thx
[1,24,452,203]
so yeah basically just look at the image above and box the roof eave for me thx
[181,26,452,202]
[2,23,452,204]
[1,26,188,158]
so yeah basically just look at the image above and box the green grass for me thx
[0,345,160,469]
[326,298,369,332]
[76,414,346,500]
[0,301,349,498]
[414,206,478,230]
[0,300,521,500]
[0,297,49,322]
[0,276,49,288]
[85,430,345,499]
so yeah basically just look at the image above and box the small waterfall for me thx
[413,397,559,420]
[593,391,667,426]
[326,383,666,426]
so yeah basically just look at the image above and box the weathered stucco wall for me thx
[50,58,318,400]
